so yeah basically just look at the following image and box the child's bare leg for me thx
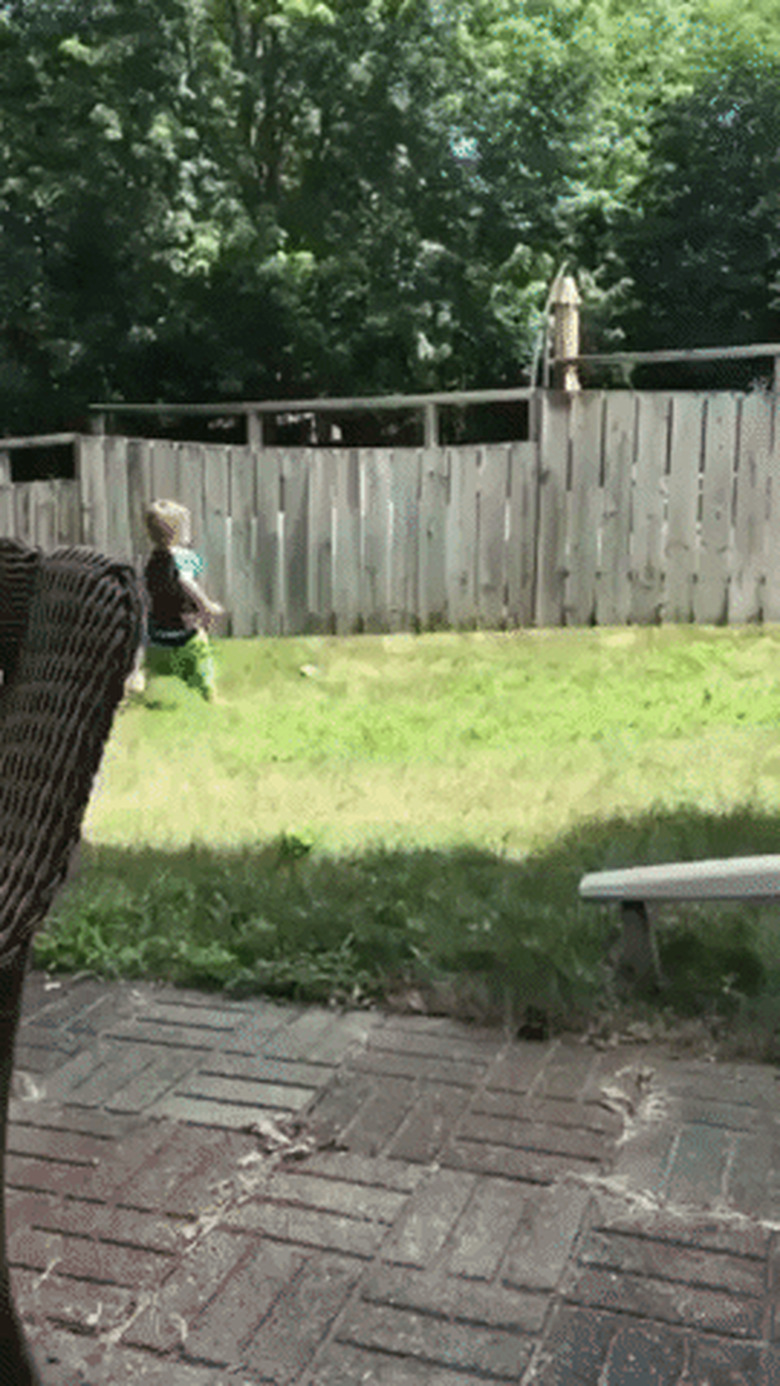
[124,644,146,696]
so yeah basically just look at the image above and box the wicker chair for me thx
[0,539,142,1383]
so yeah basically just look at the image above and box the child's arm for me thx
[179,575,225,628]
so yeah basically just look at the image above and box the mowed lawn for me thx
[36,626,780,1056]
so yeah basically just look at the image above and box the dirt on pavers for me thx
[384,972,778,1066]
[8,970,780,1385]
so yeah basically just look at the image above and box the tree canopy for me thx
[1,0,778,431]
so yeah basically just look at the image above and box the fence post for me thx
[423,403,438,447]
[247,411,264,448]
[552,275,581,393]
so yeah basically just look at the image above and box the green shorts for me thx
[145,631,216,701]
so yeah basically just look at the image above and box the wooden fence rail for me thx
[1,388,778,634]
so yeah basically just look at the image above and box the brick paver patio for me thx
[7,971,780,1383]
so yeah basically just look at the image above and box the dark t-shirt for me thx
[144,548,198,645]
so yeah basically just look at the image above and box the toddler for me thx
[140,499,224,702]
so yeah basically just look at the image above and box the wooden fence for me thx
[1,387,779,634]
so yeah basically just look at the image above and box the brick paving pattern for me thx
[5,971,780,1383]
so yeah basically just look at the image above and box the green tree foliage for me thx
[568,7,780,369]
[624,57,780,374]
[0,0,778,430]
[0,0,260,427]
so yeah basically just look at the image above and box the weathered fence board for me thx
[280,451,307,636]
[228,448,255,637]
[630,393,668,624]
[309,450,336,628]
[730,394,770,623]
[333,450,361,634]
[388,450,420,629]
[536,396,569,626]
[29,483,52,549]
[596,393,634,624]
[476,446,508,628]
[0,453,9,541]
[150,439,180,505]
[763,398,780,623]
[447,447,478,627]
[78,436,108,552]
[253,450,279,634]
[357,450,384,630]
[126,438,153,569]
[664,395,703,622]
[0,474,78,549]
[566,394,601,625]
[105,435,134,564]
[56,479,79,547]
[505,442,535,626]
[696,395,735,624]
[419,448,447,627]
[203,445,229,621]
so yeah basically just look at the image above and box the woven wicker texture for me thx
[0,542,38,690]
[0,540,142,965]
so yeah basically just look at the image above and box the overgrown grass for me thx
[35,626,780,1057]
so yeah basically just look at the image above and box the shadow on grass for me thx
[34,802,780,1060]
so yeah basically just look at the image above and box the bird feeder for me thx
[552,275,581,393]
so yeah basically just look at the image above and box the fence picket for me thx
[253,450,280,634]
[0,455,10,544]
[447,446,478,627]
[535,396,569,626]
[730,394,770,623]
[505,441,535,627]
[360,450,390,631]
[597,393,634,625]
[126,438,153,570]
[281,450,307,636]
[77,435,107,550]
[228,448,255,637]
[388,449,420,630]
[762,397,780,622]
[333,449,361,633]
[665,395,704,622]
[202,444,229,617]
[566,393,601,625]
[149,440,179,502]
[419,447,447,627]
[630,393,668,623]
[105,436,133,562]
[696,395,736,624]
[0,484,12,539]
[308,451,337,629]
[474,446,507,628]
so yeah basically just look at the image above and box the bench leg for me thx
[619,901,665,993]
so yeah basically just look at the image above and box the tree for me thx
[601,37,780,383]
[4,0,778,430]
[563,5,780,373]
[0,0,286,428]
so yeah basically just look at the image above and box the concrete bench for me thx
[579,856,780,990]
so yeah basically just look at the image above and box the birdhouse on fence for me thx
[552,274,581,393]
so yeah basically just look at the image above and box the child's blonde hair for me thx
[145,499,191,549]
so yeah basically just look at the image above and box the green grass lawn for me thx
[35,625,780,1058]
